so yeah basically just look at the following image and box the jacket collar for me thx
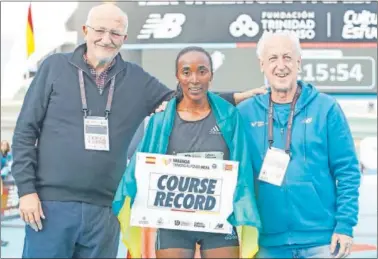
[69,43,127,82]
[207,92,235,122]
[161,92,236,137]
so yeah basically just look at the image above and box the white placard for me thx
[130,152,239,234]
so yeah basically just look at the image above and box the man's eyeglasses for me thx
[86,25,126,39]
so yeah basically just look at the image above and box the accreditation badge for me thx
[83,116,110,151]
[258,147,290,186]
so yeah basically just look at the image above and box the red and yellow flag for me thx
[145,156,156,164]
[26,3,35,58]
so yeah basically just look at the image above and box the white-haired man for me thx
[237,31,361,258]
[11,3,264,258]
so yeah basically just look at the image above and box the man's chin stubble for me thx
[272,86,292,93]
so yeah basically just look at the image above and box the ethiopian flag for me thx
[26,3,35,58]
[115,93,261,258]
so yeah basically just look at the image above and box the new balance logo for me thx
[137,13,186,39]
[209,125,221,135]
[214,223,224,230]
[302,117,313,124]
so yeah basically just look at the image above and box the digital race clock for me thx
[298,56,376,90]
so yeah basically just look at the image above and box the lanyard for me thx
[268,86,302,154]
[78,69,115,119]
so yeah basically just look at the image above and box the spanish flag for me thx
[145,156,156,164]
[224,164,233,171]
[26,3,35,58]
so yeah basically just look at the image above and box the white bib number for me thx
[84,116,110,151]
[258,147,290,186]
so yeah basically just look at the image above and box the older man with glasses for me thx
[11,3,265,259]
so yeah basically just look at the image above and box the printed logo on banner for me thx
[194,222,206,228]
[137,13,186,39]
[224,164,233,171]
[214,223,224,230]
[229,14,259,38]
[176,152,224,160]
[157,217,164,226]
[260,11,316,40]
[162,158,172,166]
[342,10,377,40]
[174,220,191,227]
[171,158,210,170]
[139,216,149,225]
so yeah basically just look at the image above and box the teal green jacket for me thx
[113,92,261,229]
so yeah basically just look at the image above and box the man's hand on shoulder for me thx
[234,86,268,104]
[150,101,168,116]
[149,86,268,115]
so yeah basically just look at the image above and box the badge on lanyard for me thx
[258,147,290,186]
[84,116,110,151]
[78,69,115,152]
[258,86,302,186]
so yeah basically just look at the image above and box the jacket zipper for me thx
[280,128,284,140]
[279,125,291,237]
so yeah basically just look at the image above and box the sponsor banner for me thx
[130,152,239,234]
[117,1,376,43]
[141,47,377,94]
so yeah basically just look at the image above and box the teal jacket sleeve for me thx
[227,111,262,229]
[112,116,155,215]
[327,102,361,237]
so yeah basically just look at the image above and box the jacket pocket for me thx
[257,182,288,234]
[287,181,333,231]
